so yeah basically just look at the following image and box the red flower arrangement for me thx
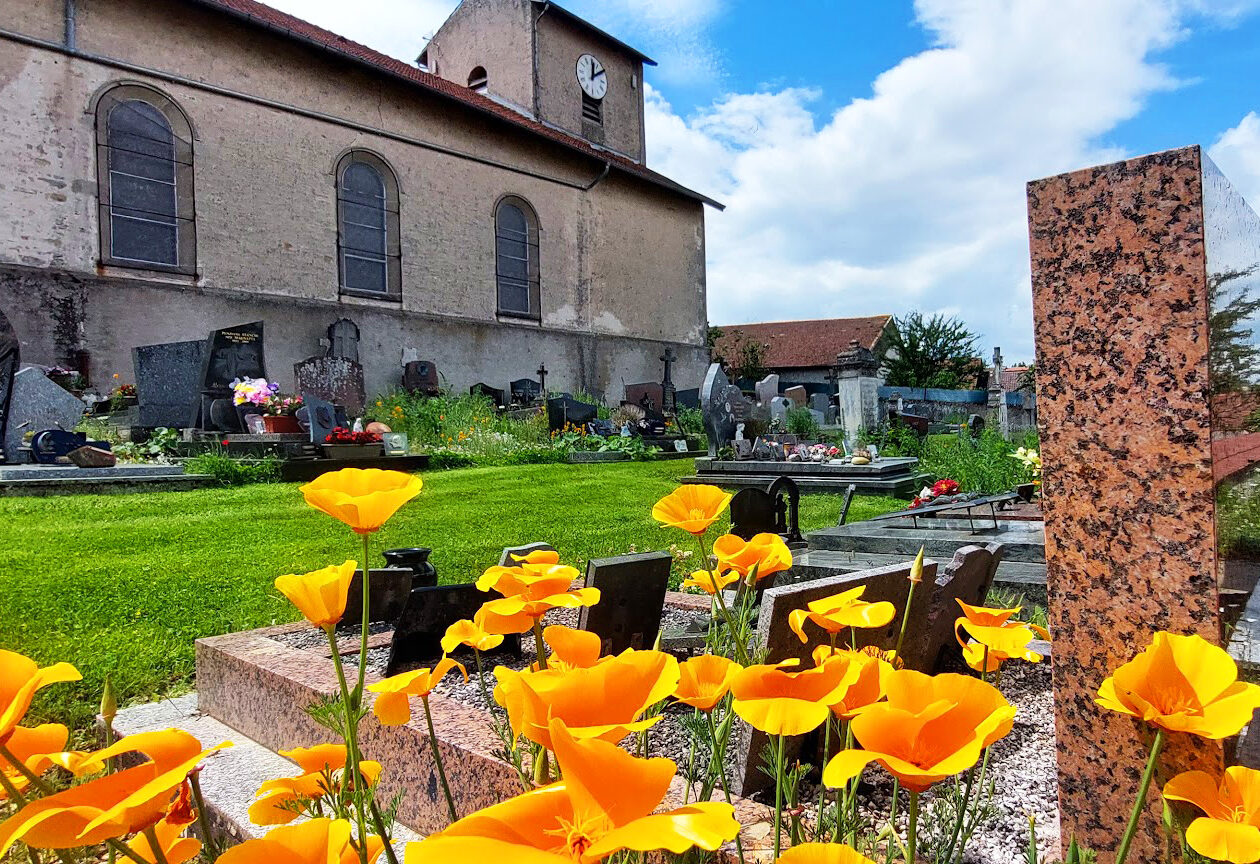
[908,477,962,509]
[325,427,382,445]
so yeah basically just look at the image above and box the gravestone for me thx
[754,374,780,406]
[388,583,497,673]
[809,393,831,415]
[546,395,599,433]
[300,394,338,445]
[625,382,665,414]
[768,476,803,545]
[769,396,793,424]
[197,322,265,432]
[131,340,204,428]
[925,544,1004,669]
[733,439,754,460]
[660,347,678,413]
[577,552,671,655]
[3,368,87,463]
[402,361,440,397]
[327,318,360,363]
[0,309,19,460]
[784,385,808,407]
[809,408,826,427]
[295,356,366,417]
[470,383,506,408]
[675,388,700,410]
[701,363,748,457]
[340,568,415,626]
[730,488,777,540]
[510,378,542,406]
[498,542,556,567]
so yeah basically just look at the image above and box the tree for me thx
[1209,267,1260,395]
[711,329,769,382]
[883,312,982,389]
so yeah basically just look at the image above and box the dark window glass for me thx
[336,154,400,297]
[107,101,177,266]
[495,199,539,317]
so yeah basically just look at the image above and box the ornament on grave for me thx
[299,393,338,446]
[401,361,440,397]
[30,430,107,464]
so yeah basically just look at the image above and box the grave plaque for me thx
[809,393,832,415]
[769,396,793,424]
[0,309,18,460]
[625,382,665,414]
[131,340,204,428]
[201,322,265,390]
[300,394,338,445]
[498,542,556,567]
[387,584,519,673]
[510,378,543,406]
[577,552,671,655]
[675,388,700,410]
[547,395,599,433]
[701,363,747,457]
[402,361,440,397]
[327,318,360,362]
[3,368,87,463]
[295,356,366,416]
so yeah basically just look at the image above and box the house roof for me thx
[529,1,657,66]
[713,316,893,370]
[1000,366,1030,392]
[187,0,719,208]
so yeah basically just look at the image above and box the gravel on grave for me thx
[272,612,1057,864]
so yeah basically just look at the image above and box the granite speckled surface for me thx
[1028,145,1223,861]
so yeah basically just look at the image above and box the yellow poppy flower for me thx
[0,651,80,743]
[730,657,859,736]
[823,669,1015,793]
[0,724,69,800]
[788,586,897,643]
[813,646,893,719]
[274,561,357,630]
[441,612,506,654]
[404,718,738,863]
[1096,631,1260,739]
[674,655,740,712]
[712,533,793,582]
[651,485,732,535]
[300,468,423,534]
[249,744,383,826]
[1164,766,1260,864]
[776,842,879,863]
[218,818,384,864]
[126,815,201,864]
[494,650,679,749]
[680,569,741,595]
[954,600,1050,672]
[368,657,467,725]
[0,729,229,855]
[475,557,600,634]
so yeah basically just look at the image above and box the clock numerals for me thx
[576,53,607,100]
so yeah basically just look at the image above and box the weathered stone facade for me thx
[0,0,714,402]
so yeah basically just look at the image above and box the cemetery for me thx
[2,100,1260,864]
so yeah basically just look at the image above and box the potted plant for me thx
[323,427,383,459]
[260,392,304,434]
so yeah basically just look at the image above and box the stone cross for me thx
[327,318,360,363]
[536,363,548,396]
[660,347,677,413]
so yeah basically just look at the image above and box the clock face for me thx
[575,53,608,100]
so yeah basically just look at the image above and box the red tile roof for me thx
[1000,366,1031,391]
[713,316,893,370]
[188,0,720,208]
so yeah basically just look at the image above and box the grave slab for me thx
[577,552,671,654]
[132,339,204,428]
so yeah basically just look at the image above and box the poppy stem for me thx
[142,826,171,864]
[0,746,94,864]
[356,533,372,701]
[325,627,372,864]
[907,790,920,864]
[1114,729,1164,864]
[772,734,787,861]
[884,779,900,864]
[893,583,917,662]
[705,709,746,864]
[472,648,493,709]
[421,696,458,824]
[0,771,43,864]
[189,771,222,861]
[532,620,549,670]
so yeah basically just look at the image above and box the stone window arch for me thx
[94,83,196,273]
[335,150,401,299]
[495,196,540,319]
[468,66,488,93]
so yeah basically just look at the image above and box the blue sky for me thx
[270,0,1260,362]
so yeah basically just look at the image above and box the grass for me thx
[0,460,902,731]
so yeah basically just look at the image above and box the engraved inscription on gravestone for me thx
[201,322,265,390]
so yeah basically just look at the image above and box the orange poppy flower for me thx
[0,729,230,855]
[217,818,384,864]
[776,842,879,864]
[730,657,860,736]
[712,533,793,582]
[404,718,739,863]
[249,744,383,826]
[1096,631,1260,739]
[275,561,357,630]
[651,485,732,535]
[788,586,897,643]
[441,612,506,654]
[494,650,679,749]
[539,625,604,671]
[674,655,740,712]
[823,669,1015,793]
[0,651,80,743]
[680,569,741,595]
[125,815,201,864]
[812,646,893,719]
[300,468,423,534]
[368,657,467,725]
[475,558,600,634]
[0,723,69,800]
[1163,766,1260,864]
[954,600,1050,672]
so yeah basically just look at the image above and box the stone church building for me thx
[0,0,719,401]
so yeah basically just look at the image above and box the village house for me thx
[712,315,897,387]
[0,0,720,400]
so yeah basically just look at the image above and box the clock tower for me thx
[420,0,653,164]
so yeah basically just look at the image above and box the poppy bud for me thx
[909,546,925,584]
[100,674,118,724]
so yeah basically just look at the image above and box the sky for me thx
[265,0,1260,362]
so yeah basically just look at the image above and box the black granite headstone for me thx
[576,552,671,655]
[0,309,19,460]
[470,383,506,407]
[300,394,338,445]
[546,395,599,432]
[730,488,777,540]
[510,378,542,406]
[201,322,265,390]
[132,340,204,428]
[387,583,520,673]
[675,388,700,410]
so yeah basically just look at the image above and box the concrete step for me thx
[112,694,420,853]
[807,521,1046,563]
[791,548,1047,589]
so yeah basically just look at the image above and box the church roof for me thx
[713,316,894,370]
[190,0,720,209]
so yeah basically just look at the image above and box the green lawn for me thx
[0,460,901,731]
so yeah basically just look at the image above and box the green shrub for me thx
[861,424,1039,494]
[1219,475,1260,559]
[113,427,181,463]
[675,406,705,436]
[785,406,821,440]
[184,453,281,486]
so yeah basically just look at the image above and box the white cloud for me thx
[1210,112,1260,207]
[644,0,1241,361]
[263,0,455,62]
